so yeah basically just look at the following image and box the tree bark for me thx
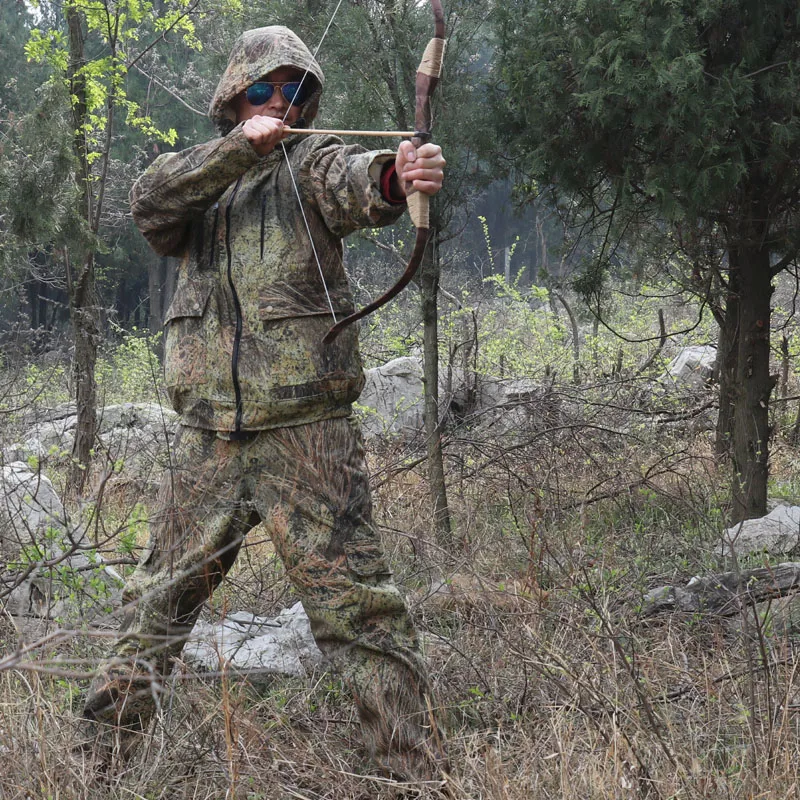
[147,255,166,358]
[418,226,452,547]
[730,240,775,522]
[66,4,98,498]
[67,253,99,494]
[715,269,739,460]
[553,291,581,385]
[781,334,790,399]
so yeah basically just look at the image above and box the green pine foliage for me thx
[497,0,800,237]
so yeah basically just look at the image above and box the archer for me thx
[77,25,447,786]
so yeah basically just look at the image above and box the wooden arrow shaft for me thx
[287,128,416,138]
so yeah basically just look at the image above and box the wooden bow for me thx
[322,0,446,344]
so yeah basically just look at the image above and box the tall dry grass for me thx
[2,291,800,799]
[3,398,800,800]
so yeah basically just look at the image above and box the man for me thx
[80,25,446,785]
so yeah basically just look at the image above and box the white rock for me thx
[98,403,178,435]
[3,403,178,480]
[0,463,70,560]
[661,345,717,389]
[358,357,424,437]
[0,462,122,618]
[718,505,800,558]
[184,602,324,680]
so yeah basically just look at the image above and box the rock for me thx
[100,405,179,485]
[726,593,800,641]
[4,418,77,463]
[718,505,800,558]
[643,563,800,648]
[19,402,77,428]
[97,403,178,435]
[358,357,424,437]
[184,602,324,681]
[660,345,717,389]
[452,376,561,434]
[357,357,562,438]
[3,403,178,481]
[0,462,71,563]
[0,462,123,619]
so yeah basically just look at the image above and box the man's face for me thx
[232,66,306,126]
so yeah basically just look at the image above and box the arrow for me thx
[287,128,417,138]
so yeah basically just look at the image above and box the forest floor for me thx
[3,355,800,799]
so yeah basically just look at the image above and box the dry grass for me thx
[3,405,800,799]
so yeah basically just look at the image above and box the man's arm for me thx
[296,140,410,238]
[130,127,261,257]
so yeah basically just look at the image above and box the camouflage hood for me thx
[209,26,325,136]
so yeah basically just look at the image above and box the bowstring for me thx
[280,0,348,323]
[281,140,337,322]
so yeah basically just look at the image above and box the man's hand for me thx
[395,141,445,197]
[242,115,290,156]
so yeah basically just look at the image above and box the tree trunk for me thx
[730,241,774,522]
[66,4,98,498]
[780,335,790,399]
[553,291,580,384]
[715,270,739,460]
[26,277,41,330]
[418,227,452,547]
[68,253,99,493]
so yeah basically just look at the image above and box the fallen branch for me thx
[641,562,800,617]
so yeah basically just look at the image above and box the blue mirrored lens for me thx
[282,82,307,105]
[246,83,275,105]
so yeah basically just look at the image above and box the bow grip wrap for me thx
[407,188,429,230]
[419,35,446,79]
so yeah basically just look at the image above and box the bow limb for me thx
[323,0,446,345]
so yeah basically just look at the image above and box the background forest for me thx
[3,0,800,797]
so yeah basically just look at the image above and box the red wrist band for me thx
[380,164,406,205]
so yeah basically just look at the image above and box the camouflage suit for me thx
[82,26,441,779]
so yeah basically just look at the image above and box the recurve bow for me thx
[322,0,446,344]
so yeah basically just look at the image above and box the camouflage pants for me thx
[83,417,440,774]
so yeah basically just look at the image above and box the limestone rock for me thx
[0,462,69,563]
[641,562,800,618]
[718,505,800,558]
[660,345,717,389]
[358,357,424,437]
[0,462,123,618]
[184,602,324,681]
[4,403,178,482]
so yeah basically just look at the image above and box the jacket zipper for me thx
[207,204,218,270]
[260,192,267,260]
[225,177,245,435]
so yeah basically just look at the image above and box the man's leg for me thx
[249,418,446,780]
[81,426,255,755]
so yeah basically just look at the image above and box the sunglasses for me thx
[245,80,309,107]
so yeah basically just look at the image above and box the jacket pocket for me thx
[163,278,216,396]
[163,277,215,324]
[256,282,354,325]
[343,536,392,582]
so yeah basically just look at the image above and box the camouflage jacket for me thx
[130,27,406,433]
